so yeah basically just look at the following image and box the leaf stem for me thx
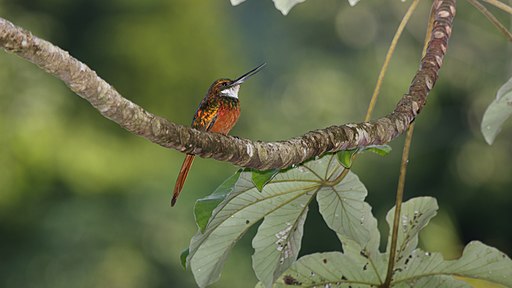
[332,0,423,186]
[382,123,416,287]
[468,0,512,41]
[324,166,350,186]
[382,1,437,286]
[365,0,422,122]
[482,0,512,14]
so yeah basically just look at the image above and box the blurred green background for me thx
[1,0,511,287]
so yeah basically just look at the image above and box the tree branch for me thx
[0,0,456,170]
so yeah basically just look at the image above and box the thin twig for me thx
[383,123,416,288]
[468,0,512,41]
[365,0,422,122]
[482,0,512,14]
[382,1,437,286]
[333,0,422,185]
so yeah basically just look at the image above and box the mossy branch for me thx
[0,0,456,170]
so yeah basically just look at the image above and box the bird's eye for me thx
[221,82,230,89]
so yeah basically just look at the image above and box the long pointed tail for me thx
[172,154,195,206]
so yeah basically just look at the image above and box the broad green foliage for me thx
[186,154,511,287]
[390,241,512,287]
[271,197,512,287]
[230,0,360,15]
[186,154,370,287]
[482,76,512,145]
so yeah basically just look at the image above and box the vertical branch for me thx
[482,0,512,14]
[382,1,438,286]
[365,0,422,122]
[468,0,512,41]
[331,0,421,185]
[382,123,416,288]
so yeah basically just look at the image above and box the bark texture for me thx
[0,0,456,170]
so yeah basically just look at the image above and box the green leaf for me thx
[252,198,309,288]
[481,76,512,144]
[392,242,512,287]
[273,251,384,287]
[180,248,189,270]
[272,0,306,15]
[336,145,391,169]
[385,197,438,264]
[336,145,391,168]
[251,169,279,192]
[348,0,361,6]
[187,161,321,287]
[187,170,312,288]
[336,149,358,168]
[388,197,512,287]
[445,242,512,285]
[274,197,512,287]
[393,276,470,288]
[365,144,392,156]
[189,157,512,288]
[316,170,380,255]
[193,171,241,233]
[187,155,372,287]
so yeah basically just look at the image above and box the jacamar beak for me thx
[226,63,266,88]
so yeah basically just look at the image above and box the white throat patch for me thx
[221,85,240,99]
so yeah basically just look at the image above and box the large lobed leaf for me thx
[186,154,373,287]
[272,197,512,287]
[392,242,512,287]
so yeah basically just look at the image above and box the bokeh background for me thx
[1,0,511,287]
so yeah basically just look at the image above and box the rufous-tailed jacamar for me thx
[172,63,265,206]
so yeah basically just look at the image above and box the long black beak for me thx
[227,63,266,88]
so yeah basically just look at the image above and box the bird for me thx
[171,63,266,206]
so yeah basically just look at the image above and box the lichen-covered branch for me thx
[0,0,456,170]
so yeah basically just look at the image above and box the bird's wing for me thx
[192,100,219,131]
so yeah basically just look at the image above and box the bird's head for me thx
[209,63,266,99]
